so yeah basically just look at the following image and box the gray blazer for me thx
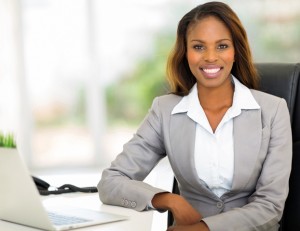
[98,89,292,231]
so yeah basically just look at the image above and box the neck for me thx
[197,81,234,110]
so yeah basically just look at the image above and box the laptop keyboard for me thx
[48,212,92,226]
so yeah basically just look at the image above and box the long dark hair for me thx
[166,1,259,96]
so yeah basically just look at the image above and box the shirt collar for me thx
[171,75,260,116]
[232,76,260,110]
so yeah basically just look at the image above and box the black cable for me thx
[32,176,98,196]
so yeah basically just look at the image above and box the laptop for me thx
[0,148,128,231]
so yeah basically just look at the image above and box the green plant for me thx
[0,133,16,148]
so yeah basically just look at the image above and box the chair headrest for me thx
[256,63,300,122]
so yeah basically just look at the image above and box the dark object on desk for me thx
[167,63,300,231]
[32,176,98,196]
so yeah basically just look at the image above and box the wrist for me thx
[152,192,178,211]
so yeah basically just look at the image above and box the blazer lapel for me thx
[170,113,196,179]
[231,109,262,191]
[169,108,262,197]
[170,113,217,199]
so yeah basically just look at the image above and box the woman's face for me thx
[186,16,235,91]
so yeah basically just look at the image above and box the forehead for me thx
[187,16,232,40]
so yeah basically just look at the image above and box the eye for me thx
[217,44,229,49]
[193,44,205,50]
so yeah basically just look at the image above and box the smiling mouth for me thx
[202,67,221,74]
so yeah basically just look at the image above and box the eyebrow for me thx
[190,38,232,43]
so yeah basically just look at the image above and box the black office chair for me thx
[168,63,300,230]
[256,63,300,231]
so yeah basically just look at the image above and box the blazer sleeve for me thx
[97,97,168,211]
[203,98,293,231]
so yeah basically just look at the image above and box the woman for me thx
[98,2,292,231]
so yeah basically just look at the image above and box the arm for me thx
[152,192,209,231]
[167,223,209,231]
[98,98,168,211]
[152,192,202,225]
[203,99,292,230]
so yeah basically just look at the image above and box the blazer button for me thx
[124,199,129,206]
[131,201,137,208]
[216,201,223,209]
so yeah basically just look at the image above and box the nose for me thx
[204,48,218,62]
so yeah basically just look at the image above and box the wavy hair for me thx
[166,1,259,95]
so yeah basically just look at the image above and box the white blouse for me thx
[172,76,260,197]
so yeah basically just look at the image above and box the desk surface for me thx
[0,193,157,231]
[0,158,173,231]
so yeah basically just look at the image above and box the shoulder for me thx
[250,89,289,122]
[250,89,285,107]
[151,94,183,112]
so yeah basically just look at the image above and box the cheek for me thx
[186,51,199,66]
[224,50,235,63]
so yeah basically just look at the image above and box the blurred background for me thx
[0,0,299,171]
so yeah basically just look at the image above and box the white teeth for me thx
[203,68,220,74]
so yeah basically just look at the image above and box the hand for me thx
[170,195,202,225]
[152,193,202,225]
[167,221,210,231]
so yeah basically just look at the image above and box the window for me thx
[1,0,299,170]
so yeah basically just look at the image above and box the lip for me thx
[200,66,223,78]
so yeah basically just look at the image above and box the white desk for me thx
[0,158,173,231]
[0,193,155,231]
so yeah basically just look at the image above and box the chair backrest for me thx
[168,63,300,230]
[256,63,300,231]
